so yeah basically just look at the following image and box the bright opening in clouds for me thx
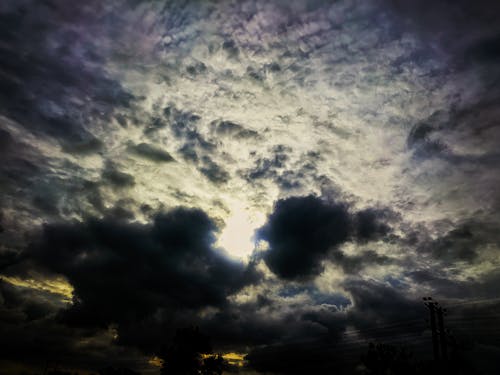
[1,0,500,374]
[216,201,265,259]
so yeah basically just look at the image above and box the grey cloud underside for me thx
[1,0,500,373]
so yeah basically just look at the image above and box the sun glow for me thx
[216,202,265,260]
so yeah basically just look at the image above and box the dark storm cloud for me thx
[25,207,258,350]
[2,201,263,365]
[0,1,133,145]
[258,195,351,279]
[257,195,394,280]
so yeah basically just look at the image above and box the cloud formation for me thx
[1,0,500,373]
[28,209,257,343]
[257,195,393,279]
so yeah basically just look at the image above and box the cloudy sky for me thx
[1,0,500,373]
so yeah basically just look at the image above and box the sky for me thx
[1,0,500,374]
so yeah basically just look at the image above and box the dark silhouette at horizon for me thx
[159,326,225,375]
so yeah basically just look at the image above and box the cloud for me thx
[102,163,136,188]
[246,145,291,181]
[0,277,151,373]
[199,156,230,184]
[61,137,104,155]
[344,278,423,327]
[257,195,393,280]
[355,208,393,242]
[258,195,350,279]
[383,0,500,57]
[1,0,500,372]
[405,217,500,266]
[0,1,133,145]
[0,128,14,154]
[27,207,258,351]
[128,143,175,163]
[213,120,260,140]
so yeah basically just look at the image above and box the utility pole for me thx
[437,306,448,360]
[423,297,440,361]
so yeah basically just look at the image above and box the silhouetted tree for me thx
[160,326,225,375]
[361,342,417,375]
[200,354,224,375]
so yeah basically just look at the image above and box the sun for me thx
[216,202,265,260]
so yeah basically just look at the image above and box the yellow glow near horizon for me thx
[155,352,246,369]
[216,202,265,260]
[148,356,164,368]
[0,274,74,302]
[201,352,247,367]
[222,352,246,366]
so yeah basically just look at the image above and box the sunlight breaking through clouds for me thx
[1,0,500,373]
